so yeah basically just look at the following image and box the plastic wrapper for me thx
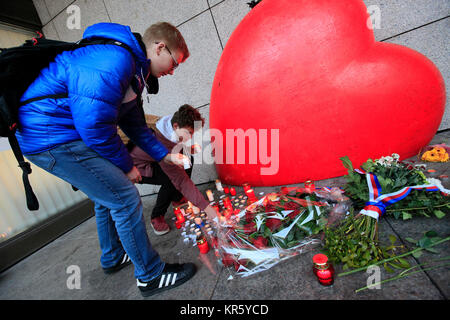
[213,186,352,279]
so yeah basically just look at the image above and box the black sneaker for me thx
[136,263,196,297]
[103,253,132,274]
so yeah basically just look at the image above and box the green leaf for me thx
[384,263,395,273]
[340,156,354,172]
[424,248,440,254]
[425,230,438,238]
[412,251,423,258]
[388,235,397,245]
[396,258,411,269]
[418,237,432,248]
[402,212,412,220]
[434,210,446,219]
[405,237,417,244]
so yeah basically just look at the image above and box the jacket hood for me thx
[83,23,149,73]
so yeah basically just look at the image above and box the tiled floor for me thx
[0,131,448,300]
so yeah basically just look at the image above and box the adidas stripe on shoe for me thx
[103,253,132,274]
[137,263,196,297]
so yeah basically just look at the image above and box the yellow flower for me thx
[421,147,449,162]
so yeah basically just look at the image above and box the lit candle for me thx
[206,190,214,202]
[215,179,224,192]
[174,207,185,223]
[197,235,209,254]
[246,189,258,203]
[305,180,315,193]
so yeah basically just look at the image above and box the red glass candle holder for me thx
[223,186,229,194]
[305,180,316,193]
[230,187,237,196]
[197,236,210,254]
[174,207,185,223]
[312,254,334,286]
[242,183,251,192]
[246,189,258,203]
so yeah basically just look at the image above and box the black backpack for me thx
[0,33,139,211]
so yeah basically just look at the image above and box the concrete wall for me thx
[32,0,449,195]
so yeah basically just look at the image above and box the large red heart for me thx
[209,0,446,186]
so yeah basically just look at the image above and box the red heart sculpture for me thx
[209,0,446,186]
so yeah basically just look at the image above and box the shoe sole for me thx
[151,224,170,236]
[140,269,196,298]
[103,260,132,274]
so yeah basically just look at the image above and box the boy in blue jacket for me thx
[16,22,201,297]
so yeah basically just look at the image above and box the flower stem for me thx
[337,236,450,277]
[386,202,450,212]
[355,261,450,293]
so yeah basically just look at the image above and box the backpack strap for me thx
[19,38,138,107]
[7,131,39,210]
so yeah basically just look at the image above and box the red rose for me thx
[245,211,256,223]
[243,222,256,234]
[221,253,235,267]
[253,236,268,249]
[234,259,248,272]
[266,218,283,232]
[287,209,301,220]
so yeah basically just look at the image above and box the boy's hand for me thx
[126,166,142,183]
[162,153,187,168]
[190,144,202,154]
[204,205,218,223]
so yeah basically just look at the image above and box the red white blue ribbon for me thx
[355,168,449,220]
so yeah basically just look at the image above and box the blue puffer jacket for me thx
[16,23,169,173]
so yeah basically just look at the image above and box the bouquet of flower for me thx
[341,154,449,223]
[322,154,449,272]
[215,187,350,278]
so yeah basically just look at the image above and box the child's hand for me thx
[204,205,218,224]
[190,144,202,154]
[162,153,188,168]
[126,166,142,184]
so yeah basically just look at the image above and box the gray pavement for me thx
[0,131,448,301]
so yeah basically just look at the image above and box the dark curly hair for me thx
[171,104,205,129]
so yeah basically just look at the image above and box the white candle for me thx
[215,179,224,192]
[206,190,214,202]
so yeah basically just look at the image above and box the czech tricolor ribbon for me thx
[355,169,449,220]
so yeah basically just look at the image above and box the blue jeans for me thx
[25,140,164,282]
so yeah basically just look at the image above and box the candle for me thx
[305,180,315,193]
[174,207,185,223]
[246,189,258,203]
[242,183,251,192]
[230,187,236,196]
[197,235,209,254]
[206,189,214,202]
[223,186,229,194]
[215,179,224,192]
[312,254,334,286]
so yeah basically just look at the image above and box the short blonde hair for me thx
[143,22,189,62]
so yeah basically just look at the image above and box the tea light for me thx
[242,183,251,192]
[206,190,214,202]
[246,189,258,203]
[215,179,224,192]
